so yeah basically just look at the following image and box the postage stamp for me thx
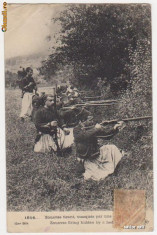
[114,189,146,230]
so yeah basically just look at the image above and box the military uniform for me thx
[73,124,123,181]
[33,107,73,153]
[19,75,37,119]
[74,125,118,159]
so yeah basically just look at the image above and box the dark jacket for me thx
[33,106,64,134]
[74,125,119,159]
[19,75,36,93]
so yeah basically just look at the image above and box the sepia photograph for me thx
[4,2,153,232]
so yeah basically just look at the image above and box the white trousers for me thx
[34,128,74,153]
[83,145,123,181]
[20,92,34,118]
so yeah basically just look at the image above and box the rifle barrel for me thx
[62,103,116,109]
[84,103,116,106]
[84,99,120,103]
[84,116,152,130]
[100,115,152,125]
[122,116,152,122]
[84,96,102,99]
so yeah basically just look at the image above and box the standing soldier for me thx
[19,67,37,121]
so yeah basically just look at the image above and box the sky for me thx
[5,4,64,59]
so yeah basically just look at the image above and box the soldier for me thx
[73,116,126,181]
[33,94,73,154]
[19,67,37,121]
[17,67,27,98]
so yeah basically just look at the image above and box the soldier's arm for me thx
[33,110,51,132]
[97,121,126,137]
[57,110,67,128]
[74,127,100,141]
[27,77,37,89]
[97,127,119,138]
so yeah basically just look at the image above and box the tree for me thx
[39,4,151,93]
[5,70,18,88]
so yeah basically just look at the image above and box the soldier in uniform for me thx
[33,94,74,154]
[73,116,126,181]
[19,67,37,121]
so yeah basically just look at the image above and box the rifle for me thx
[62,102,117,110]
[84,115,152,130]
[53,86,62,156]
[100,116,152,125]
[84,96,102,99]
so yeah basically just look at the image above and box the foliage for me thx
[39,4,151,93]
[118,37,152,118]
[5,70,18,88]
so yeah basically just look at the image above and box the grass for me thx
[6,88,153,211]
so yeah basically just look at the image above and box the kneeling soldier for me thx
[33,94,73,154]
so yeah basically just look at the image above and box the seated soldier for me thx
[33,94,74,153]
[73,116,126,181]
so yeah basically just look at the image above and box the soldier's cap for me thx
[26,67,33,73]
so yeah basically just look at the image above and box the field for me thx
[6,88,153,211]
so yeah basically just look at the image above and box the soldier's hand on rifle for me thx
[50,121,58,127]
[95,123,103,130]
[23,85,28,89]
[63,128,70,135]
[70,106,75,110]
[114,121,126,131]
[27,82,33,87]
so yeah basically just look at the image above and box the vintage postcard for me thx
[3,2,153,233]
